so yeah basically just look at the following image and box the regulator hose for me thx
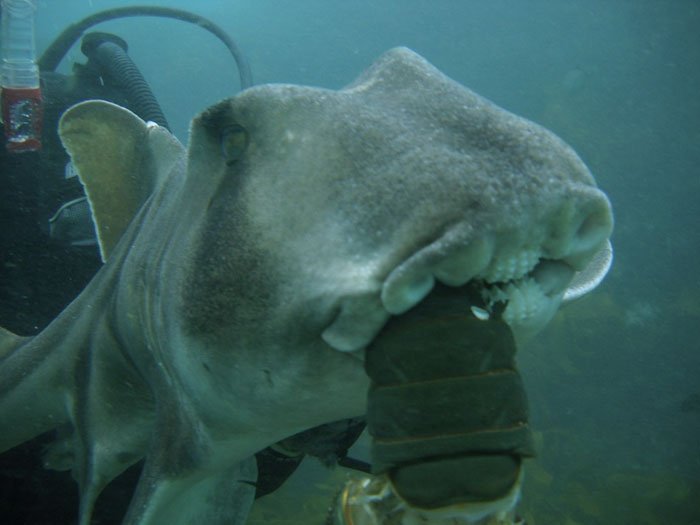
[365,283,535,509]
[80,32,168,129]
[38,5,252,89]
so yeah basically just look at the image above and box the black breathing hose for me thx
[38,5,253,90]
[81,33,169,129]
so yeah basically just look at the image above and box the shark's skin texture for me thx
[0,48,613,524]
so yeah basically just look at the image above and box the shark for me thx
[0,48,613,524]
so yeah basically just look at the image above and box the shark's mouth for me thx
[477,255,574,328]
[321,234,611,354]
[321,234,611,519]
[320,246,556,517]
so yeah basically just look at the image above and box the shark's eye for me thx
[220,125,248,164]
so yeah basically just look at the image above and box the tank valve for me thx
[1,0,43,152]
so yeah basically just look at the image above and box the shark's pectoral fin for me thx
[0,326,26,358]
[123,456,257,525]
[0,326,70,453]
[65,324,156,525]
[121,393,257,525]
[58,100,185,261]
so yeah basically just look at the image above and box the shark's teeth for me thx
[483,279,549,326]
[480,247,540,283]
[324,237,609,353]
[379,243,543,323]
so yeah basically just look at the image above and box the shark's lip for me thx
[322,191,613,353]
[321,234,611,354]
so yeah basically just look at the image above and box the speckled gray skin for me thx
[0,48,612,524]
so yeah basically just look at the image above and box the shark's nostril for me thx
[545,192,613,266]
[575,205,612,252]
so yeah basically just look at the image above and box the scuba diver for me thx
[0,4,252,335]
[0,4,367,523]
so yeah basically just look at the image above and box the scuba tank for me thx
[0,6,253,338]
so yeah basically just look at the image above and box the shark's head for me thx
[38,47,614,523]
[180,47,612,356]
